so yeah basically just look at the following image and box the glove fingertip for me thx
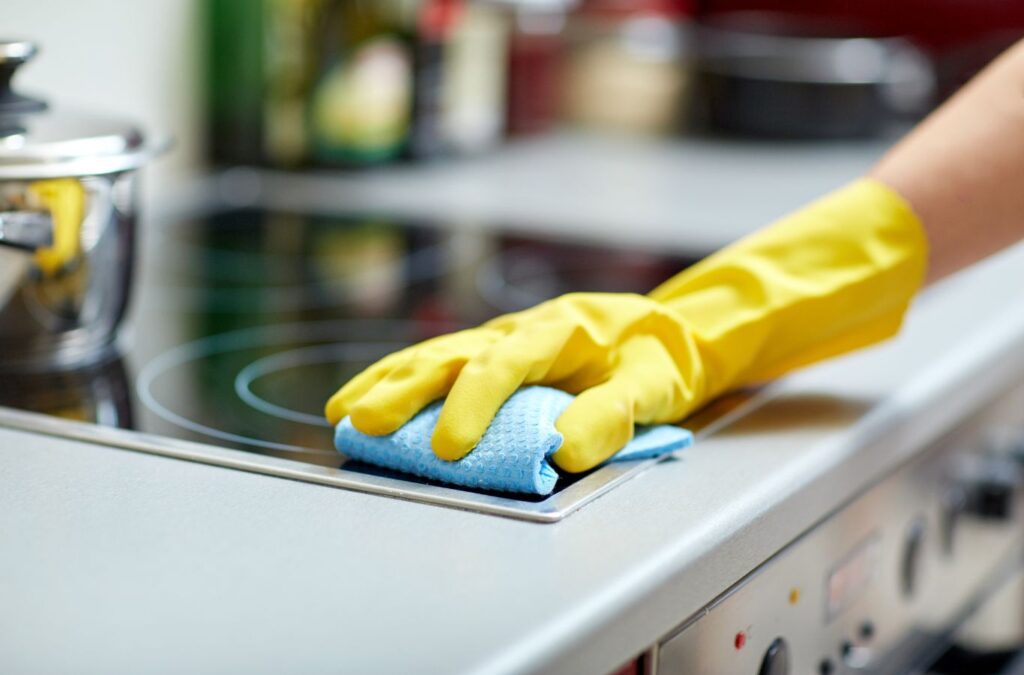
[551,443,597,474]
[349,403,409,437]
[553,397,634,473]
[430,419,479,462]
[324,389,352,425]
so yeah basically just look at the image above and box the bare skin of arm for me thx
[871,39,1024,282]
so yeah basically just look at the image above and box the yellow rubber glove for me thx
[326,179,928,472]
[30,178,86,277]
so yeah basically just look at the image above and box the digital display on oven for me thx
[826,534,881,621]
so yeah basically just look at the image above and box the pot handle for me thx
[0,211,53,251]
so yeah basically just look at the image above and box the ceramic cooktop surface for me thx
[0,207,696,517]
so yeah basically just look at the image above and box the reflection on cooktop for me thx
[3,208,694,497]
[0,355,134,430]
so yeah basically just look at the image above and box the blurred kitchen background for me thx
[7,0,1024,218]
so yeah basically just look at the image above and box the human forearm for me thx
[871,39,1024,282]
[651,180,926,394]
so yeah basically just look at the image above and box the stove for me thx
[0,205,699,521]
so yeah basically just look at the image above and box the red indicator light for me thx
[734,631,747,650]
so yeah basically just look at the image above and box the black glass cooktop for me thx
[0,208,693,498]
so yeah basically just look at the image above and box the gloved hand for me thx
[326,179,928,472]
[328,293,706,472]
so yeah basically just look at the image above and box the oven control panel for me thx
[655,383,1024,675]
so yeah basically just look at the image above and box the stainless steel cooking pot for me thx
[693,13,936,138]
[0,40,167,371]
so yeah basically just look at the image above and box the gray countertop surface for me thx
[2,135,1024,673]
[214,131,894,255]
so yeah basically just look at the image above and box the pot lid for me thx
[0,40,168,179]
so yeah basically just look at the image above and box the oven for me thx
[648,381,1024,674]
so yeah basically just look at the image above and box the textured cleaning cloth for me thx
[334,385,693,495]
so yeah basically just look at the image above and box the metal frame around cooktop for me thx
[0,404,692,522]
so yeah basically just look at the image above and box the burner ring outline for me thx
[136,319,415,454]
[234,342,397,428]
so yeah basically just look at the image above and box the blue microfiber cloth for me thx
[334,385,693,495]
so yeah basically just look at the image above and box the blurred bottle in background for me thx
[265,0,326,166]
[207,0,269,165]
[562,0,694,136]
[309,0,417,166]
[442,1,511,155]
[410,0,461,159]
[505,0,569,136]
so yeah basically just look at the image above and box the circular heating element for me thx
[233,344,360,427]
[136,319,419,457]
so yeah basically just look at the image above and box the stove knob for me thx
[758,638,790,675]
[964,457,1019,521]
[901,517,926,598]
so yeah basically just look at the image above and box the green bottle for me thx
[206,0,267,164]
[309,0,417,166]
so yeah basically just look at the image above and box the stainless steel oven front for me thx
[652,379,1024,675]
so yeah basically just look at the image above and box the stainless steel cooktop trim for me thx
[0,367,775,522]
[0,405,680,523]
